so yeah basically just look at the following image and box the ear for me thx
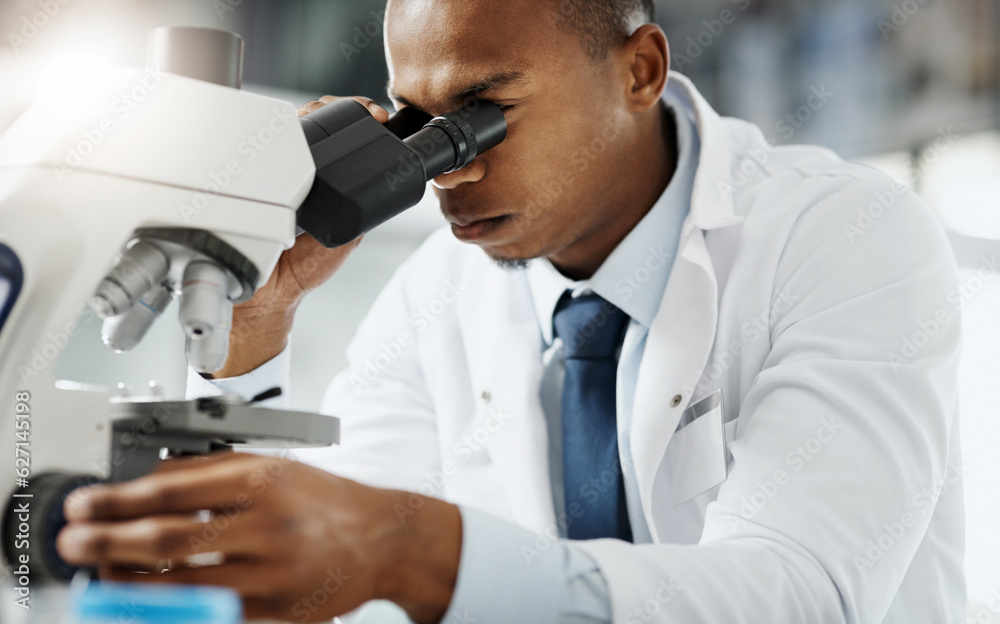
[621,24,669,113]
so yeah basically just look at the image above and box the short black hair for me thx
[551,0,656,61]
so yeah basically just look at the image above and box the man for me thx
[56,0,966,622]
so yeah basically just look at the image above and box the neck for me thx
[548,104,678,281]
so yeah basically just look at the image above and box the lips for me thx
[448,214,505,227]
[449,214,510,241]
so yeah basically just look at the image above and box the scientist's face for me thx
[385,0,667,277]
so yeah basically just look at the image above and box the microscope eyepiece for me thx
[416,100,508,177]
[296,98,508,248]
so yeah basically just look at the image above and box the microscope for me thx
[0,26,506,585]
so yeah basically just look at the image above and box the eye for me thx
[498,104,518,113]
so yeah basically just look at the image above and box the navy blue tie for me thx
[554,290,633,541]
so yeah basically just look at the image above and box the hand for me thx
[56,453,462,624]
[256,95,389,311]
[213,96,389,377]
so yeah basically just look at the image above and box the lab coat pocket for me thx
[666,389,728,506]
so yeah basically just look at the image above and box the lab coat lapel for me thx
[459,268,556,534]
[630,230,719,541]
[628,72,740,540]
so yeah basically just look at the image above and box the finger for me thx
[321,95,387,118]
[297,99,326,117]
[57,513,265,567]
[153,450,236,474]
[64,453,272,520]
[345,96,389,123]
[302,95,389,123]
[99,560,280,598]
[64,456,239,521]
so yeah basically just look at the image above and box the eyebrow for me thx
[387,69,529,109]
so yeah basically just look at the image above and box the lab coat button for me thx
[481,390,491,403]
[670,394,682,408]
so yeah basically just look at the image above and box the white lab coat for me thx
[281,73,964,623]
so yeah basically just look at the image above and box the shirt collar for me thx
[526,92,701,345]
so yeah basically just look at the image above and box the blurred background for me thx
[0,0,997,619]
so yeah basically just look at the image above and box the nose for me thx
[431,158,486,190]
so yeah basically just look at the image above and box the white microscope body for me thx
[0,29,319,580]
[0,24,506,585]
